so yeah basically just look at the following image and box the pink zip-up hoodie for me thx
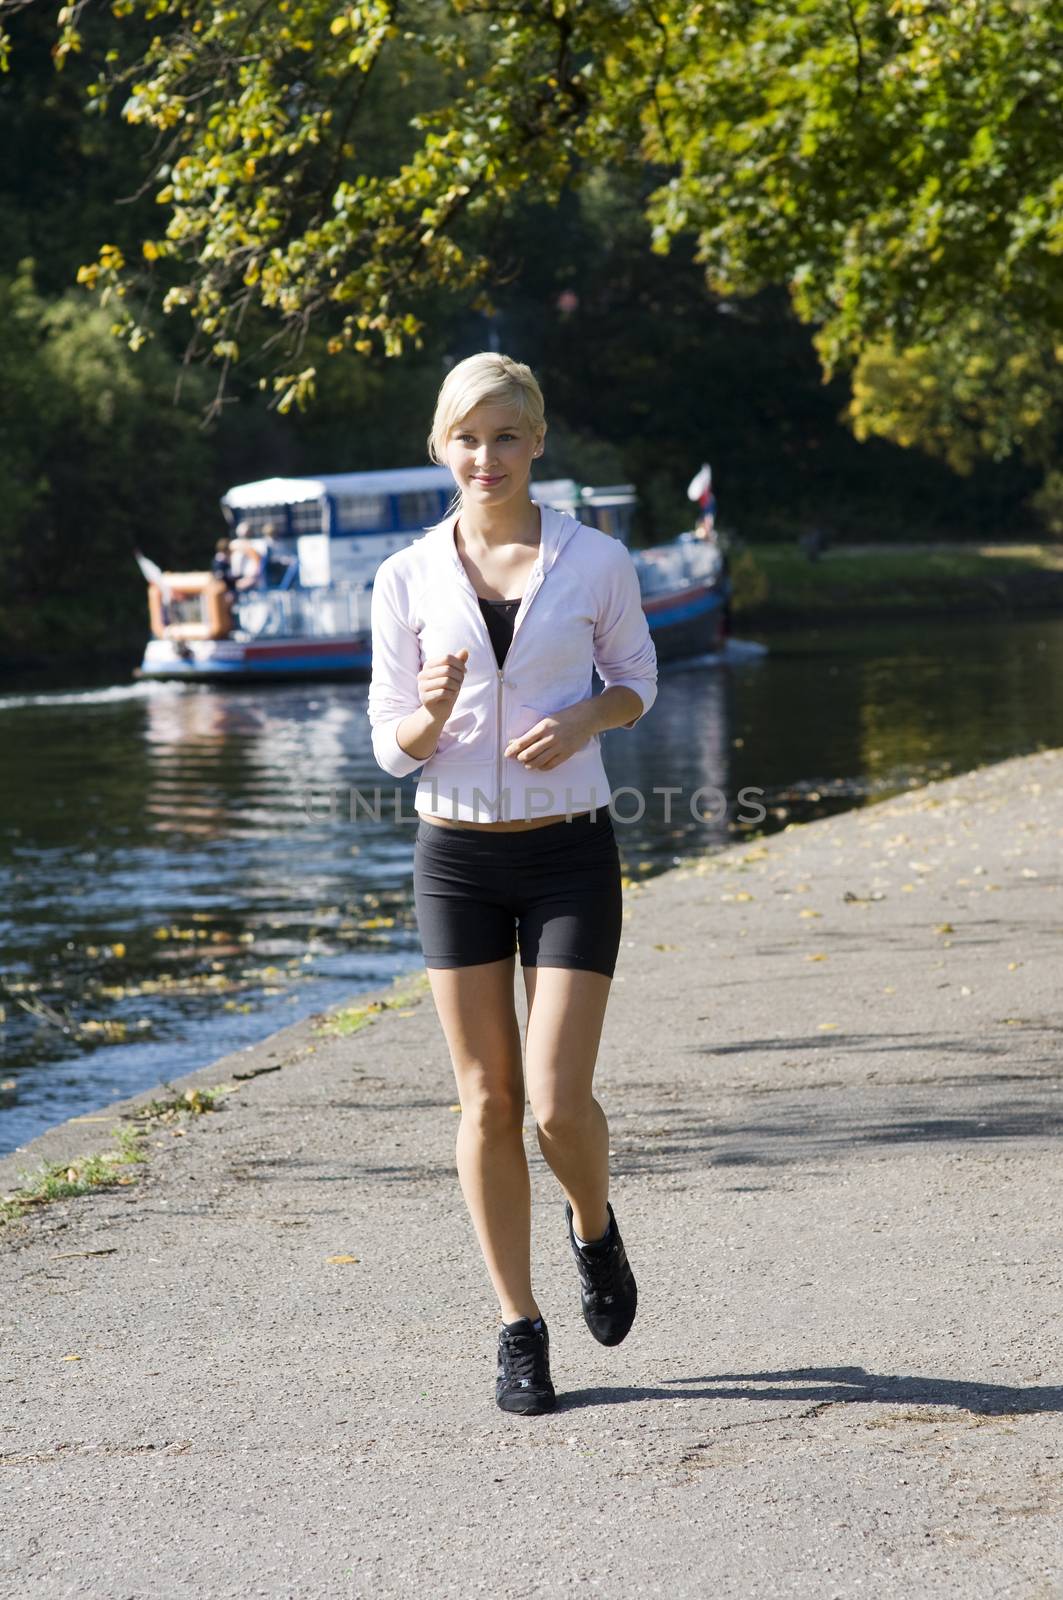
[366,503,658,822]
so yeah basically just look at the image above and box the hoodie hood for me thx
[424,502,580,579]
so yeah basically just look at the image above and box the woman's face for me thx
[443,401,542,508]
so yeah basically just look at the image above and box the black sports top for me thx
[477,595,522,668]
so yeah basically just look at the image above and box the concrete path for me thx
[3,748,1063,1598]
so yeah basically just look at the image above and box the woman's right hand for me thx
[418,648,469,724]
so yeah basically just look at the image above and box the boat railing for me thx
[232,581,373,640]
[632,539,723,596]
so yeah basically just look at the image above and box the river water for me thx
[2,611,1061,1157]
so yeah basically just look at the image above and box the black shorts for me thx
[413,809,623,978]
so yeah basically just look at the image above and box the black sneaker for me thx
[496,1317,556,1415]
[565,1201,638,1346]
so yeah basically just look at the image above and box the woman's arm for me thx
[366,563,437,777]
[591,542,658,727]
[395,704,448,764]
[581,684,646,734]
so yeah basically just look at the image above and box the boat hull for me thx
[643,581,729,662]
[134,635,373,682]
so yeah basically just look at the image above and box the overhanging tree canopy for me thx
[3,0,1060,471]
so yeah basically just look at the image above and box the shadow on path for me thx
[558,1365,1063,1415]
[608,1075,1063,1175]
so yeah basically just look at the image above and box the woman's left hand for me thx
[504,703,598,769]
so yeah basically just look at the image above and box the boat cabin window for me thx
[290,500,325,534]
[334,493,388,531]
[238,504,290,537]
[396,490,442,528]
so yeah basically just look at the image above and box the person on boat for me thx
[366,351,657,1416]
[694,504,717,541]
[260,520,297,587]
[209,537,239,636]
[228,521,267,590]
[211,537,237,592]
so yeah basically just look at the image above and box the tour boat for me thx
[133,468,731,683]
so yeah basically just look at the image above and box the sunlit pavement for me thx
[3,746,1062,1598]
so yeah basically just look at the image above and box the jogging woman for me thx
[367,352,658,1415]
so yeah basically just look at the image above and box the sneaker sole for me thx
[583,1298,636,1346]
[496,1390,557,1415]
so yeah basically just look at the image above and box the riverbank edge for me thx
[0,968,432,1228]
[0,741,1052,1233]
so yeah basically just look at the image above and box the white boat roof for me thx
[221,466,457,509]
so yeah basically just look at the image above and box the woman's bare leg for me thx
[424,955,539,1324]
[522,966,613,1242]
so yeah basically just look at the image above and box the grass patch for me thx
[732,541,1063,623]
[313,971,432,1039]
[0,1083,234,1232]
[1,1124,150,1228]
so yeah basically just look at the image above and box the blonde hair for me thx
[427,352,546,518]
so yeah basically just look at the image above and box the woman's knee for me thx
[530,1094,598,1142]
[456,1076,525,1139]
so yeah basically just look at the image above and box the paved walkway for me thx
[3,748,1062,1598]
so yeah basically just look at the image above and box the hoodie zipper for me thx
[496,666,503,811]
[495,567,545,817]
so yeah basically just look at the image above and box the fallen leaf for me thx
[326,1255,360,1265]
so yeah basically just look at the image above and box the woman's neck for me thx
[456,498,541,552]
